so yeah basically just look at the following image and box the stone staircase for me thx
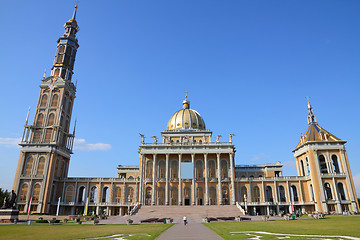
[96,205,244,224]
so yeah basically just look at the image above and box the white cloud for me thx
[0,138,21,147]
[353,173,360,197]
[74,138,112,151]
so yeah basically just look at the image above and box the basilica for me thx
[12,6,359,217]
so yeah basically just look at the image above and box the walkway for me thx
[156,222,224,240]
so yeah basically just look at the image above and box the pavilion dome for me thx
[167,98,206,130]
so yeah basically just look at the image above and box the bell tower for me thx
[293,98,359,213]
[12,4,80,214]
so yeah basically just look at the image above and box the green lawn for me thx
[0,223,173,240]
[204,215,360,240]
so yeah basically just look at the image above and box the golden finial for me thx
[75,0,80,9]
[185,91,188,99]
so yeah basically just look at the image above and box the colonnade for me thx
[139,153,236,206]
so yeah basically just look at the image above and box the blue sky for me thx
[0,0,359,195]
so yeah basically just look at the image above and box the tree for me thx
[0,188,9,208]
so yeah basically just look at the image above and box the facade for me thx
[12,7,359,216]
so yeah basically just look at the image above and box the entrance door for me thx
[185,198,190,205]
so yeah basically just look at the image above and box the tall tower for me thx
[12,5,80,214]
[293,99,359,213]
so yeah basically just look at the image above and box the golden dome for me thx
[167,98,206,130]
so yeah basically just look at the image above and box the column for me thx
[191,154,195,205]
[217,153,222,205]
[204,154,209,205]
[139,154,145,205]
[229,153,235,205]
[286,181,293,214]
[178,154,182,205]
[165,154,169,205]
[152,154,157,205]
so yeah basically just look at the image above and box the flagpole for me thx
[27,198,32,223]
[84,197,89,216]
[56,197,61,219]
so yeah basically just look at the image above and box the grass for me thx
[204,215,360,240]
[0,223,173,240]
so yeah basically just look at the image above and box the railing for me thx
[141,142,234,146]
[236,175,310,181]
[129,203,141,216]
[236,202,246,215]
[20,124,75,152]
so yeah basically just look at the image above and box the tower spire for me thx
[50,3,80,81]
[72,0,80,20]
[306,96,317,124]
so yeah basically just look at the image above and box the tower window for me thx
[332,155,340,173]
[40,95,48,108]
[319,155,328,174]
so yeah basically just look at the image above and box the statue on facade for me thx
[139,133,145,144]
[216,135,222,143]
[229,134,235,143]
[151,136,158,144]
[2,190,17,209]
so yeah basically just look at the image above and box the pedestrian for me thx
[183,216,187,225]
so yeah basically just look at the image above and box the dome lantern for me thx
[167,96,206,131]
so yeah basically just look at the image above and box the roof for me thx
[295,123,342,149]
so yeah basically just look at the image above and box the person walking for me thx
[183,216,187,226]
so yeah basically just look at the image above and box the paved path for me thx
[156,222,224,240]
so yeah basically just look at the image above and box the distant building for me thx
[12,6,359,216]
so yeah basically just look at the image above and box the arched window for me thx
[332,155,340,173]
[33,113,44,142]
[310,184,315,201]
[208,160,216,178]
[265,186,273,202]
[45,114,56,142]
[319,155,328,173]
[77,186,86,203]
[306,158,310,175]
[36,113,44,126]
[196,160,203,178]
[337,182,346,200]
[102,187,109,203]
[146,160,153,179]
[290,185,299,202]
[324,183,333,200]
[114,187,121,203]
[170,186,178,205]
[19,184,28,202]
[36,157,45,176]
[32,184,41,201]
[300,160,305,176]
[158,160,166,178]
[126,187,134,203]
[23,157,33,176]
[240,186,247,202]
[145,187,152,205]
[278,185,286,202]
[51,94,59,107]
[40,95,48,107]
[222,186,230,205]
[170,160,178,178]
[90,186,97,203]
[221,160,228,179]
[65,186,74,202]
[158,187,165,205]
[253,186,260,203]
